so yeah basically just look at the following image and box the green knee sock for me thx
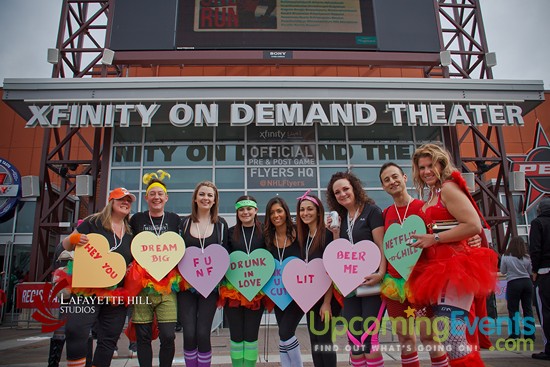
[230,340,244,367]
[243,341,258,367]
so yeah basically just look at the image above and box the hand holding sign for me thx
[322,239,381,297]
[225,249,275,302]
[383,214,425,280]
[72,233,126,288]
[131,231,186,282]
[178,244,230,297]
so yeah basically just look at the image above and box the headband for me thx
[297,189,320,206]
[235,199,258,210]
[146,182,167,195]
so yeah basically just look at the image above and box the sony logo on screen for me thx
[25,102,524,128]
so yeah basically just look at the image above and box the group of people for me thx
[57,143,504,367]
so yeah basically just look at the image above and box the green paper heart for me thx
[225,248,275,301]
[383,214,426,280]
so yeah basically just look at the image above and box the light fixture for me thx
[47,48,60,64]
[76,175,93,196]
[22,176,40,197]
[485,52,497,68]
[101,48,115,65]
[440,50,452,67]
[509,171,526,192]
[462,172,476,193]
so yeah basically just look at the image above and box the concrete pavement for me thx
[1,320,549,366]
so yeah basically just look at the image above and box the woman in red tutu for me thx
[408,144,497,367]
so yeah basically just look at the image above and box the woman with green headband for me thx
[219,195,271,367]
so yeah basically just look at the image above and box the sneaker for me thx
[532,352,550,360]
[112,350,119,359]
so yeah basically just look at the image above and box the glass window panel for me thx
[318,126,346,141]
[0,213,15,233]
[113,126,142,143]
[145,124,213,142]
[141,192,192,216]
[143,145,214,166]
[215,169,244,189]
[367,190,393,211]
[166,168,211,190]
[349,144,413,165]
[216,125,244,141]
[248,191,304,217]
[348,124,413,141]
[218,191,244,216]
[15,201,36,233]
[111,146,142,167]
[415,126,442,142]
[319,167,347,188]
[110,170,141,190]
[215,145,245,166]
[350,167,383,188]
[318,144,348,165]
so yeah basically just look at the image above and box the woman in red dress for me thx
[408,144,497,367]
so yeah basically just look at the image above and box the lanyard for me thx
[196,220,212,252]
[394,198,412,227]
[346,208,359,245]
[275,235,288,265]
[241,225,255,256]
[148,212,165,237]
[110,222,124,252]
[304,228,318,264]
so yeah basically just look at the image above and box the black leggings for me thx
[178,289,219,352]
[64,296,127,367]
[307,298,341,367]
[274,301,304,341]
[342,295,383,355]
[135,322,176,367]
[224,304,265,343]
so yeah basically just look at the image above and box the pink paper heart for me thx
[177,244,230,298]
[281,258,331,313]
[322,239,381,297]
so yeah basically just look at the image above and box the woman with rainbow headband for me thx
[58,187,135,367]
[296,190,340,367]
[179,181,228,367]
[125,170,182,367]
[219,195,272,367]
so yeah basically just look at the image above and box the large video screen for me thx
[109,0,440,54]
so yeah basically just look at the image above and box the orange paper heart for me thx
[72,233,127,288]
[131,231,186,281]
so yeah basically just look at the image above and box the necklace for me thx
[110,221,124,252]
[346,207,360,244]
[241,225,255,256]
[394,197,412,227]
[427,187,441,205]
[275,233,288,264]
[195,219,212,252]
[304,228,318,264]
[148,212,165,237]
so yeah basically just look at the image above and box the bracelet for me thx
[69,233,82,246]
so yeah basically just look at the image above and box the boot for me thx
[47,337,65,367]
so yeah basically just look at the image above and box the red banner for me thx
[16,282,60,309]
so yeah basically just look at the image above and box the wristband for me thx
[69,233,82,246]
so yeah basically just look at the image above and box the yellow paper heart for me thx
[131,231,186,281]
[72,233,127,288]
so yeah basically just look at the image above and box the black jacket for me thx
[529,198,550,273]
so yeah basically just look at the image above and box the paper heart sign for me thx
[178,244,230,298]
[225,249,275,302]
[282,258,332,313]
[131,231,186,282]
[322,239,381,297]
[72,233,127,288]
[383,214,426,280]
[262,256,298,310]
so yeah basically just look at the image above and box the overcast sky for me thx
[0,0,549,89]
